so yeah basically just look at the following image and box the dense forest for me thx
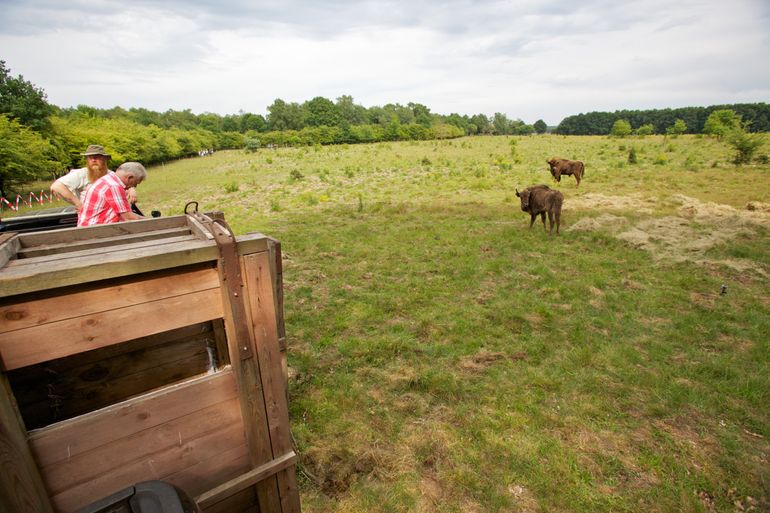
[555,103,770,135]
[0,58,767,197]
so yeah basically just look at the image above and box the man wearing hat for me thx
[51,144,137,212]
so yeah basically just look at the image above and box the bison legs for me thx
[547,211,561,234]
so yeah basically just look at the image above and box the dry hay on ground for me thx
[570,194,770,275]
[567,193,657,214]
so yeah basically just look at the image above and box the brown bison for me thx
[547,157,585,186]
[515,184,564,234]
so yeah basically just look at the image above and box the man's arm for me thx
[118,211,144,222]
[50,180,83,211]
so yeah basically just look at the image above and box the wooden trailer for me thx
[0,211,301,513]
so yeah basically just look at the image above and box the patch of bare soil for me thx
[507,484,539,513]
[459,349,527,373]
[301,446,387,498]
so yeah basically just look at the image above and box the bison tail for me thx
[580,162,585,176]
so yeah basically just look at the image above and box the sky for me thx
[1,0,769,126]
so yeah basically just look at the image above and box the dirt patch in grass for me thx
[507,483,539,513]
[302,445,389,498]
[459,349,527,372]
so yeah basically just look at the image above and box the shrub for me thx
[224,182,239,193]
[666,119,687,136]
[244,137,261,152]
[610,119,632,137]
[290,169,304,181]
[727,128,763,165]
[635,123,655,136]
[628,147,638,164]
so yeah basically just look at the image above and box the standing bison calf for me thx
[515,185,564,234]
[547,157,585,187]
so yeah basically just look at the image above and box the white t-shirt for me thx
[55,167,111,201]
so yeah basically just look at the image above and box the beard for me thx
[87,160,108,183]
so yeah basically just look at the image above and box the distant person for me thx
[77,162,147,227]
[51,144,137,212]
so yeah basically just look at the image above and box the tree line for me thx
[0,59,549,197]
[1,57,767,198]
[555,103,770,135]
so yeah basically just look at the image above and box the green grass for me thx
[7,135,769,512]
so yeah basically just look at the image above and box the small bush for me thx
[269,198,282,212]
[224,182,239,193]
[290,169,304,181]
[628,147,638,164]
[653,154,668,165]
[727,128,763,165]
[244,137,261,152]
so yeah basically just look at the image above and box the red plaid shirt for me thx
[78,171,131,226]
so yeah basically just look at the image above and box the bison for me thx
[547,157,585,187]
[515,184,564,234]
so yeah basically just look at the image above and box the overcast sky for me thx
[1,0,769,125]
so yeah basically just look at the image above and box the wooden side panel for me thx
[0,268,223,370]
[0,373,54,513]
[242,252,301,513]
[28,371,246,513]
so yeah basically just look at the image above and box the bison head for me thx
[515,188,531,212]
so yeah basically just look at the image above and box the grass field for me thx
[10,135,770,512]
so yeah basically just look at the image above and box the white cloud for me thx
[1,0,768,125]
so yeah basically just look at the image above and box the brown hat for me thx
[80,144,111,158]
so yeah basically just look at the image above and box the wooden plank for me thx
[49,420,248,512]
[0,373,55,513]
[242,251,301,513]
[40,397,244,496]
[196,451,297,509]
[0,233,19,268]
[0,266,219,334]
[16,226,193,258]
[217,248,282,513]
[267,238,289,390]
[16,215,188,247]
[0,287,223,370]
[28,369,238,467]
[201,486,258,513]
[165,441,252,498]
[11,234,199,266]
[0,233,270,299]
